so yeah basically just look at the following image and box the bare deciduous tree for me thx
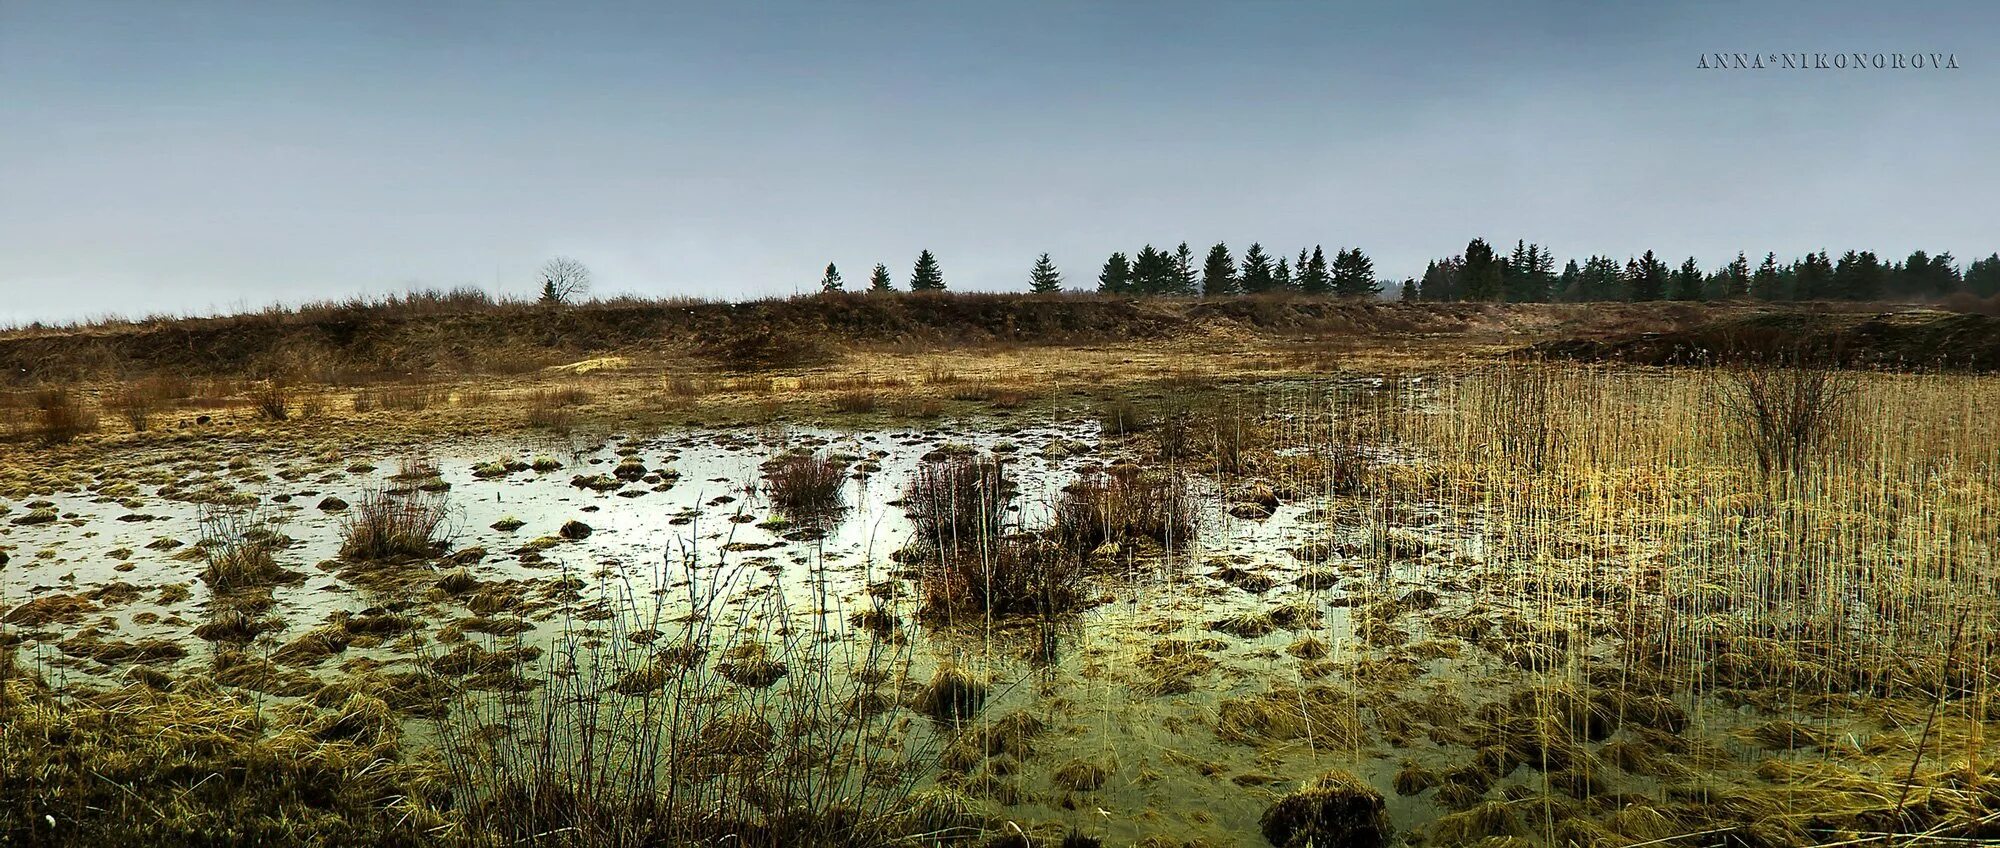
[539,257,591,304]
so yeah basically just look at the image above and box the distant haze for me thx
[2,1,1995,324]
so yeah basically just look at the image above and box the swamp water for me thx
[4,389,1997,847]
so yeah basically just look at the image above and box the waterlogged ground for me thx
[5,393,1997,847]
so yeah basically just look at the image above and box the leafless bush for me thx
[107,382,161,432]
[251,378,290,421]
[33,387,97,445]
[1714,359,1856,478]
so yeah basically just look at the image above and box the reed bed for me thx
[1255,360,2000,844]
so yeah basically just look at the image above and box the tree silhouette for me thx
[909,250,945,291]
[1029,253,1063,293]
[538,256,591,304]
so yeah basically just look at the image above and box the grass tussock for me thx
[1049,465,1199,559]
[339,488,449,561]
[903,457,1012,551]
[524,384,589,432]
[762,451,846,514]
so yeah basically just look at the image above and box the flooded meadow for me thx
[4,364,1999,847]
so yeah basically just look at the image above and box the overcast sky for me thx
[2,1,1994,324]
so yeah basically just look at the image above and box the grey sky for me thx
[2,1,1994,324]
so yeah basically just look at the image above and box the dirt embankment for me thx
[0,293,1759,382]
[1528,309,2000,371]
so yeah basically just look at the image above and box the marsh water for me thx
[4,389,1987,846]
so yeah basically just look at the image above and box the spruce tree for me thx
[1098,252,1132,294]
[1967,254,2000,297]
[1420,258,1462,301]
[1399,278,1418,302]
[869,263,894,293]
[1300,246,1332,295]
[1628,250,1668,301]
[1795,251,1833,300]
[909,250,945,291]
[1671,256,1703,300]
[1557,259,1581,302]
[1581,256,1623,302]
[1240,243,1275,293]
[1173,242,1198,295]
[1294,248,1311,292]
[1462,238,1503,301]
[1200,243,1238,297]
[1131,244,1171,295]
[820,262,844,292]
[1720,252,1751,299]
[1750,253,1782,300]
[1331,248,1379,297]
[1273,257,1292,291]
[1029,253,1063,293]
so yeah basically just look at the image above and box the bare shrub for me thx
[339,488,450,560]
[33,387,97,445]
[251,378,290,421]
[107,382,161,432]
[1714,360,1856,477]
[762,451,846,514]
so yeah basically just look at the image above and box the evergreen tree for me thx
[1299,246,1332,295]
[1294,248,1312,292]
[1719,252,1751,299]
[1130,244,1171,294]
[869,263,894,293]
[1966,254,2000,297]
[1173,242,1198,295]
[1331,248,1379,297]
[1505,240,1530,300]
[1240,243,1275,293]
[1029,253,1062,293]
[1627,250,1668,301]
[1462,238,1503,301]
[1671,256,1704,301]
[1750,253,1783,300]
[1098,252,1132,294]
[819,262,844,293]
[1200,243,1238,297]
[1579,256,1623,302]
[1556,259,1582,302]
[1504,242,1554,302]
[1398,277,1418,302]
[1794,251,1833,300]
[909,250,945,291]
[1896,250,1960,298]
[1420,258,1463,301]
[1273,257,1292,291]
[1830,250,1885,300]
